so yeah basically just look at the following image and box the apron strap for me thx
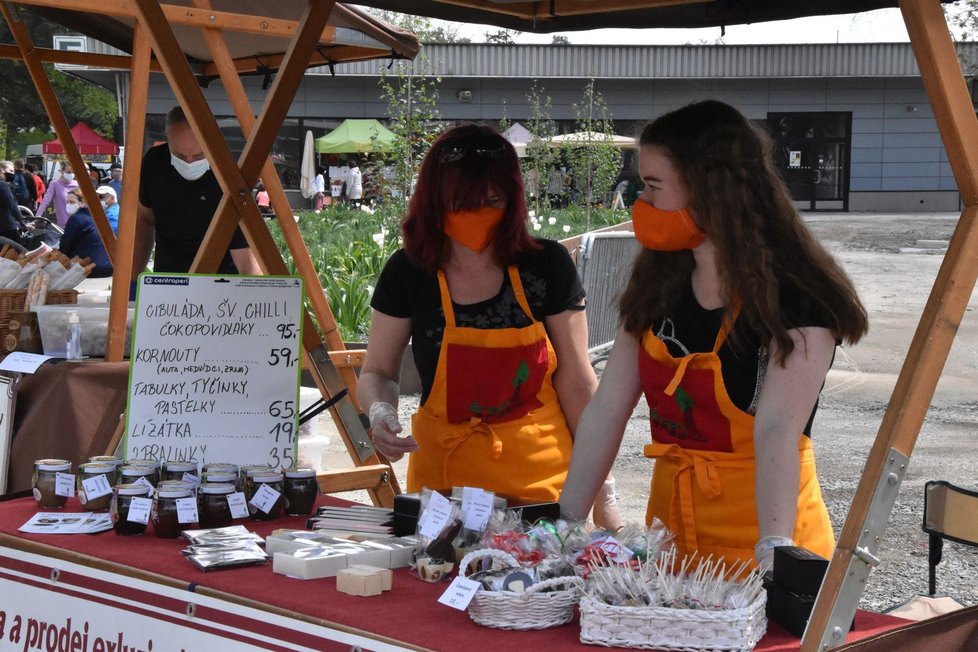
[663,301,741,395]
[436,270,456,329]
[507,266,536,321]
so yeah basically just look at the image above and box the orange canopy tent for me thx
[42,122,119,156]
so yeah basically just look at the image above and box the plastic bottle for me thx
[66,310,82,360]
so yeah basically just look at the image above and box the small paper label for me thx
[181,472,200,488]
[418,491,452,539]
[126,497,152,524]
[227,492,249,519]
[176,497,199,524]
[133,476,155,497]
[249,484,281,514]
[81,475,112,500]
[55,473,75,498]
[437,576,481,610]
[461,487,494,532]
[591,535,634,564]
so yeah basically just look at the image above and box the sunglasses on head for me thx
[439,144,507,164]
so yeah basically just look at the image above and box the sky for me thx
[452,7,929,45]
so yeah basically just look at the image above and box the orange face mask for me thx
[444,206,505,252]
[631,198,705,251]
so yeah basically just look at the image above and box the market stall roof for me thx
[315,119,396,154]
[548,131,636,148]
[351,1,952,32]
[18,1,419,76]
[42,122,119,156]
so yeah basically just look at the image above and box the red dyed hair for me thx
[402,124,540,271]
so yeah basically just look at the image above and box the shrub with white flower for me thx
[562,225,571,233]
[548,217,557,225]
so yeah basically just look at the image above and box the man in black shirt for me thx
[0,161,24,246]
[134,106,259,276]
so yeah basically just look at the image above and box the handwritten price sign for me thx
[126,274,303,468]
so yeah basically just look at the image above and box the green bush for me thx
[268,203,629,340]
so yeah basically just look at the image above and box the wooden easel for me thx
[0,0,419,507]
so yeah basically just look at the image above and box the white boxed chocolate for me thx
[265,529,349,556]
[273,546,350,580]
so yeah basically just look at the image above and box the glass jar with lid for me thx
[124,459,161,486]
[239,464,274,496]
[111,483,151,535]
[119,464,157,492]
[76,462,116,512]
[198,483,236,529]
[152,485,195,538]
[162,459,199,484]
[201,471,238,489]
[283,468,319,516]
[32,459,72,509]
[246,472,284,520]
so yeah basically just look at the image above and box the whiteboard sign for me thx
[125,274,303,467]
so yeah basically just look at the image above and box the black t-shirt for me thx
[371,239,585,403]
[651,279,833,436]
[138,144,248,274]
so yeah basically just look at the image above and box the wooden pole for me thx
[802,0,978,648]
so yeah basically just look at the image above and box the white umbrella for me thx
[299,130,316,199]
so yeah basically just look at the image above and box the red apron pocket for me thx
[445,340,548,424]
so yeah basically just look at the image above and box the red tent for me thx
[42,122,119,156]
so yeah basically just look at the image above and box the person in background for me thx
[346,159,363,208]
[58,188,112,277]
[255,181,272,215]
[359,125,620,525]
[26,164,45,209]
[86,163,103,188]
[558,100,869,567]
[13,160,37,211]
[134,106,260,275]
[313,169,326,211]
[36,161,79,228]
[96,185,119,235]
[0,161,25,245]
[107,163,123,197]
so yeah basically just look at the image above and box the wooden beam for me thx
[407,0,699,20]
[197,45,399,78]
[0,43,166,70]
[317,465,391,494]
[802,1,978,649]
[105,22,150,361]
[0,2,117,260]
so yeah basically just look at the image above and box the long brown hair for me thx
[620,100,867,364]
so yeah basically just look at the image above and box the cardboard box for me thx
[337,566,388,596]
[348,564,392,590]
[266,529,348,556]
[273,546,349,580]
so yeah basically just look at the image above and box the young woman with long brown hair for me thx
[559,100,868,567]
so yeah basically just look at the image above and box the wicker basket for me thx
[0,289,78,353]
[459,548,585,630]
[578,592,767,651]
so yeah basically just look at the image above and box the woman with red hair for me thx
[360,124,619,526]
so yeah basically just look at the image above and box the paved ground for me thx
[307,211,978,612]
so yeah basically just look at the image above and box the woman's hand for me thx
[367,401,417,462]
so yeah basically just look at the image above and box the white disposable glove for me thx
[753,535,795,570]
[367,401,417,462]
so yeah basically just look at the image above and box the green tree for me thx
[0,9,116,157]
[523,81,558,219]
[563,79,623,229]
[365,10,470,43]
[551,35,571,45]
[484,29,517,44]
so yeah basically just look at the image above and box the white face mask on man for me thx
[65,202,80,216]
[170,155,210,181]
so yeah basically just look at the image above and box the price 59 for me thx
[268,347,296,367]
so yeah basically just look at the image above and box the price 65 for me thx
[268,347,296,367]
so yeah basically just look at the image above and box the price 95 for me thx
[276,323,297,340]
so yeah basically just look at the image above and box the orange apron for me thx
[408,266,573,502]
[639,311,834,567]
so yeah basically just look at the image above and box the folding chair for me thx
[922,480,978,596]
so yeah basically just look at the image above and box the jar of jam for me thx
[111,483,151,535]
[283,468,318,516]
[198,483,235,529]
[88,455,123,475]
[76,462,116,512]
[119,464,157,493]
[162,459,199,484]
[124,459,161,486]
[157,480,195,494]
[32,459,72,509]
[203,462,238,476]
[247,472,284,520]
[152,485,195,538]
[201,471,237,488]
[240,464,273,495]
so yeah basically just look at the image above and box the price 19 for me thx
[270,421,294,443]
[268,347,296,367]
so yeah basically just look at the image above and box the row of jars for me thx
[32,458,320,537]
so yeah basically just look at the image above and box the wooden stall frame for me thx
[0,0,406,506]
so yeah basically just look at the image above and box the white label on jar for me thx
[227,492,249,519]
[176,497,199,524]
[181,472,200,488]
[133,476,155,497]
[249,484,281,513]
[82,475,112,500]
[55,473,75,498]
[461,486,494,532]
[127,497,152,524]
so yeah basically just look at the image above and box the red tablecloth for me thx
[0,495,909,651]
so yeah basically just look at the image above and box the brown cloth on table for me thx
[8,361,129,492]
[836,604,978,651]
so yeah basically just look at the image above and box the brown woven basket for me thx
[0,289,78,353]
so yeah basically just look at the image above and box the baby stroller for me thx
[17,206,64,250]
